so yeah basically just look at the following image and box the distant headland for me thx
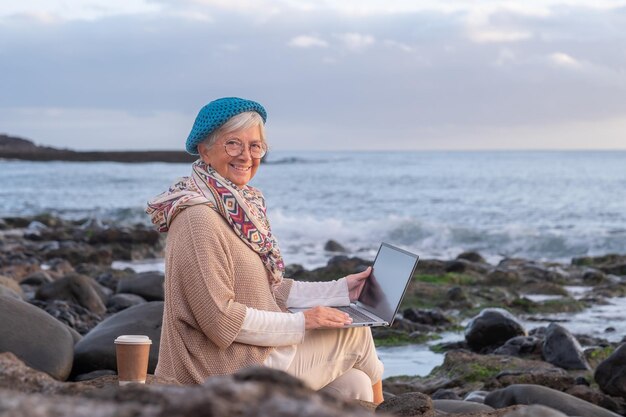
[0,134,197,163]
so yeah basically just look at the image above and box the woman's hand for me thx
[346,266,372,302]
[303,306,352,329]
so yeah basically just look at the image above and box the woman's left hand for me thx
[346,266,372,302]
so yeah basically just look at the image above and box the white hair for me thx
[200,111,266,151]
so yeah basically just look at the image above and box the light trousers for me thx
[285,326,384,401]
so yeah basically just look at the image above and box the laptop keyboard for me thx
[335,306,375,323]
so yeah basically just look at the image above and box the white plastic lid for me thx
[114,335,152,344]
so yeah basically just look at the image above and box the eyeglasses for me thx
[224,138,267,159]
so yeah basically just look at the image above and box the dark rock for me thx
[35,273,107,315]
[0,296,74,380]
[403,308,451,326]
[30,299,102,335]
[575,376,590,386]
[485,384,621,417]
[324,240,348,253]
[20,270,53,285]
[116,272,164,301]
[465,308,526,352]
[573,254,626,276]
[433,399,494,414]
[376,391,434,416]
[457,251,486,263]
[430,389,460,400]
[446,286,468,302]
[566,384,626,416]
[595,343,626,398]
[485,268,521,286]
[107,293,147,313]
[582,269,608,284]
[493,336,542,357]
[542,323,590,370]
[73,301,163,376]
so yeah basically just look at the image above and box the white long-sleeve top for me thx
[234,278,350,370]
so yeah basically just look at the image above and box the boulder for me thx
[542,322,589,370]
[456,251,486,263]
[0,296,74,380]
[72,301,163,376]
[433,399,494,414]
[595,343,626,398]
[485,384,621,417]
[35,273,107,315]
[376,391,435,416]
[403,308,451,326]
[20,271,53,286]
[116,271,164,301]
[106,293,147,313]
[493,336,542,357]
[566,384,626,416]
[465,308,526,352]
[0,274,23,296]
[324,240,348,253]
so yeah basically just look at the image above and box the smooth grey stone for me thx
[543,322,590,370]
[73,301,163,376]
[485,384,621,417]
[116,272,164,301]
[464,390,489,403]
[0,295,74,380]
[595,343,626,397]
[433,399,494,413]
[106,293,147,313]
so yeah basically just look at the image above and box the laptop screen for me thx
[357,243,419,323]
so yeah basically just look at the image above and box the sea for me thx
[1,150,626,377]
[2,150,625,269]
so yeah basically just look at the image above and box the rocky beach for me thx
[1,214,626,416]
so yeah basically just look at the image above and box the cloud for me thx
[335,32,375,50]
[288,35,328,48]
[549,52,582,68]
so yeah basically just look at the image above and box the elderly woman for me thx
[147,97,384,402]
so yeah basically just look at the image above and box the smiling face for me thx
[198,123,264,187]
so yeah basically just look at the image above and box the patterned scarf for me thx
[146,160,284,286]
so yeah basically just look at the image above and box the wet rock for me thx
[403,308,451,327]
[595,343,626,398]
[73,301,163,376]
[376,391,434,416]
[465,308,526,352]
[542,323,590,370]
[0,296,74,380]
[383,350,573,398]
[493,336,542,357]
[573,254,626,276]
[582,268,608,284]
[107,293,147,313]
[485,384,621,417]
[324,240,348,253]
[457,251,486,263]
[116,271,164,301]
[35,273,107,315]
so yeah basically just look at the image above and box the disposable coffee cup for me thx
[114,335,152,385]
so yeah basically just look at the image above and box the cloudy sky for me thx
[1,0,626,151]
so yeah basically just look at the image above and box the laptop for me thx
[290,242,419,328]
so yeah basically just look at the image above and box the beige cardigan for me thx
[155,204,293,384]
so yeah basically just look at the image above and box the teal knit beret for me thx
[185,97,267,155]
